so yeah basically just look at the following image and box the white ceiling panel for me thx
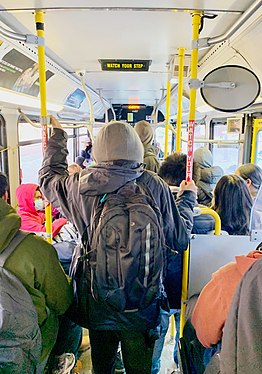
[0,0,260,110]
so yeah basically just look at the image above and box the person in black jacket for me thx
[152,152,215,374]
[39,118,197,374]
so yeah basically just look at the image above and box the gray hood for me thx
[194,147,213,168]
[144,144,159,157]
[79,164,143,196]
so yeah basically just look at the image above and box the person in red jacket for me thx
[16,183,67,236]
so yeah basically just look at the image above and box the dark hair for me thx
[0,172,8,198]
[212,174,253,235]
[236,163,262,191]
[158,152,200,186]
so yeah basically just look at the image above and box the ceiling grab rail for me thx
[79,72,95,139]
[18,110,95,129]
[151,89,165,124]
[97,88,109,124]
[198,0,262,49]
[34,10,52,244]
[167,123,243,145]
[0,24,44,45]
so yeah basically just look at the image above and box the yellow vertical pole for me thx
[164,78,171,159]
[251,119,262,163]
[180,11,202,337]
[35,10,52,243]
[176,48,185,152]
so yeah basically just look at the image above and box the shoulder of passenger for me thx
[139,169,167,187]
[22,233,58,255]
[212,262,237,280]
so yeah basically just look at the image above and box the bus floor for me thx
[74,327,179,374]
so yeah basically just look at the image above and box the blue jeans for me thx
[151,309,180,374]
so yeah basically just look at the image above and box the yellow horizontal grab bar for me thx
[200,207,221,235]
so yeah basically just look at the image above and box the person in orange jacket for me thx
[192,250,262,348]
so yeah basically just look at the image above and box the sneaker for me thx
[53,353,76,374]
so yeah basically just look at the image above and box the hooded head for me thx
[16,184,44,214]
[134,120,153,145]
[92,121,144,164]
[194,147,213,168]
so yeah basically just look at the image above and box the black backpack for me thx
[0,231,42,373]
[71,182,165,326]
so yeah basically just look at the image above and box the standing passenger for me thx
[134,120,160,173]
[235,163,262,199]
[194,147,224,206]
[0,172,73,372]
[39,117,197,374]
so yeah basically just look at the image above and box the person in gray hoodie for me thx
[193,147,224,206]
[39,117,197,374]
[134,120,160,173]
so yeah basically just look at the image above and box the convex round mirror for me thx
[200,65,261,112]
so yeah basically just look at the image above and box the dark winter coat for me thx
[0,198,72,360]
[194,147,224,206]
[39,128,196,330]
[143,144,161,173]
[166,186,215,309]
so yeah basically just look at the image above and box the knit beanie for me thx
[92,121,144,163]
[134,120,153,145]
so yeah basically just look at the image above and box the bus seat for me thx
[188,235,256,298]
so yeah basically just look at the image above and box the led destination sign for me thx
[99,60,151,71]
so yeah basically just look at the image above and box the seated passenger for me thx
[0,172,73,372]
[235,163,262,199]
[134,120,160,173]
[194,147,224,206]
[192,249,262,349]
[16,183,67,236]
[80,137,93,164]
[211,175,253,235]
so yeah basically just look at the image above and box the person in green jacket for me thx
[134,120,160,173]
[0,172,73,371]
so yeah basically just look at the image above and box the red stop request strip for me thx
[186,120,195,182]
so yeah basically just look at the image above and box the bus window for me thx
[211,122,240,174]
[19,123,74,183]
[181,123,206,154]
[19,142,43,184]
[66,128,74,164]
[155,127,172,157]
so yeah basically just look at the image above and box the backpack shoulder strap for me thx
[0,231,30,267]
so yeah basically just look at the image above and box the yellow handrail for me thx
[251,119,262,163]
[35,10,52,244]
[164,79,171,159]
[180,11,202,338]
[176,48,185,152]
[200,208,221,235]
